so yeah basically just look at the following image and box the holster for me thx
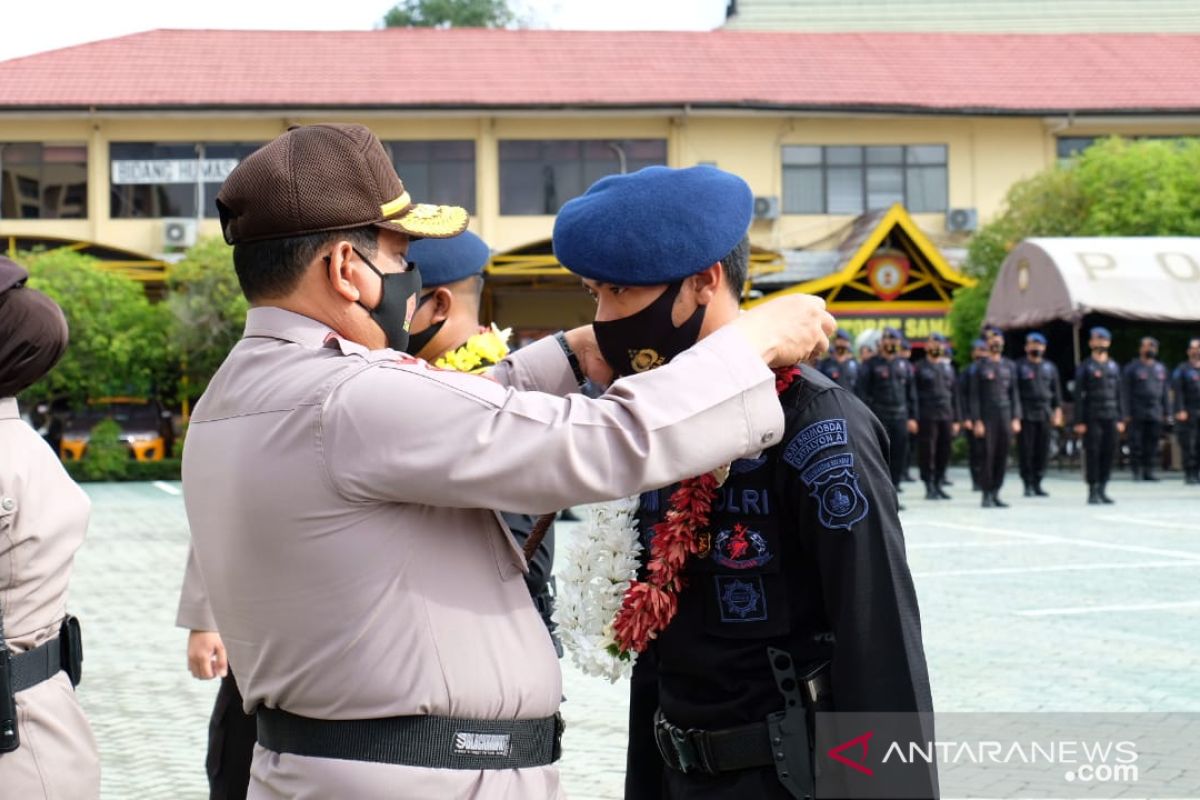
[766,647,831,800]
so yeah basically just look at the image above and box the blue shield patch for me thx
[810,468,869,531]
[715,575,768,623]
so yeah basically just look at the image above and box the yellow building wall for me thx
[3,111,1199,261]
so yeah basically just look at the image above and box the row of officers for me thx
[818,325,1200,507]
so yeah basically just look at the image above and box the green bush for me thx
[65,456,182,483]
[78,419,129,481]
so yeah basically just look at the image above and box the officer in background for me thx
[406,231,560,654]
[856,327,918,509]
[553,164,935,800]
[968,327,1021,508]
[915,332,958,500]
[898,338,918,484]
[1122,336,1170,482]
[1173,337,1200,485]
[856,328,879,365]
[959,338,988,491]
[1074,326,1125,504]
[1015,332,1063,497]
[817,328,859,392]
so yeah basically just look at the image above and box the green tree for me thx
[20,249,173,408]
[383,0,513,28]
[949,137,1200,364]
[167,237,249,406]
[78,418,129,481]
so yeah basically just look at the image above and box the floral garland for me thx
[434,324,512,374]
[557,366,802,678]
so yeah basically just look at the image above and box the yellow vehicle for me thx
[59,397,169,462]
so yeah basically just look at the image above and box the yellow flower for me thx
[434,325,511,374]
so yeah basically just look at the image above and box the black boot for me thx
[1033,480,1050,497]
[1187,471,1200,485]
[1023,481,1034,497]
[992,492,1009,508]
[1132,465,1143,481]
[941,476,955,487]
[1100,482,1115,504]
[1088,484,1101,504]
[1144,469,1159,482]
[935,480,952,500]
[925,482,939,500]
[981,490,996,508]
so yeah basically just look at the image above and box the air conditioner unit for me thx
[163,218,198,248]
[753,195,781,220]
[946,207,978,233]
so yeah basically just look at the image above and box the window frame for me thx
[0,141,89,220]
[781,144,948,215]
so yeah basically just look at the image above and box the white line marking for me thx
[917,520,1200,562]
[153,481,181,496]
[1093,514,1200,532]
[1017,600,1200,617]
[914,560,1200,578]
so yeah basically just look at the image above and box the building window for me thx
[109,142,260,218]
[0,143,88,219]
[384,140,476,214]
[499,139,668,215]
[782,145,948,214]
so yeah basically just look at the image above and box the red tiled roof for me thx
[1,28,1198,113]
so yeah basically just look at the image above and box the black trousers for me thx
[917,419,952,484]
[967,428,985,487]
[1084,419,1118,485]
[881,416,909,487]
[206,671,256,800]
[1018,419,1051,484]
[1128,418,1162,473]
[1181,415,1200,473]
[626,650,664,800]
[979,416,1011,492]
[664,765,795,799]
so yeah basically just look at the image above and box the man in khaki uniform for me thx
[181,123,834,799]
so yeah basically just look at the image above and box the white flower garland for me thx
[553,495,643,682]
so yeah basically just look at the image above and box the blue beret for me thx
[1090,326,1112,340]
[929,332,948,343]
[972,338,987,349]
[1026,332,1047,345]
[552,165,753,285]
[834,328,852,341]
[982,323,1002,335]
[407,230,490,288]
[883,327,902,338]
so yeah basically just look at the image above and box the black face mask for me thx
[1092,344,1110,355]
[834,344,849,355]
[1143,348,1158,360]
[354,249,422,352]
[927,346,942,358]
[1027,348,1044,359]
[989,341,1003,353]
[881,341,898,355]
[403,292,444,357]
[593,280,706,378]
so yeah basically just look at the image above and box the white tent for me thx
[986,237,1200,329]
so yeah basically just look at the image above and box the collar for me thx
[0,397,18,420]
[243,306,370,357]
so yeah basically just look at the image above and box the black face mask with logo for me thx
[1027,348,1044,360]
[354,249,422,353]
[593,280,706,378]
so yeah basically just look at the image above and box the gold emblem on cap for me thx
[629,349,664,373]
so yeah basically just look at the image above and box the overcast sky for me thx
[1,0,730,61]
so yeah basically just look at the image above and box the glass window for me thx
[385,140,476,214]
[781,144,948,214]
[0,142,88,219]
[110,142,260,219]
[499,139,667,215]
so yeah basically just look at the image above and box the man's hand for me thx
[1074,423,1087,436]
[187,630,228,680]
[1178,410,1189,423]
[951,422,960,436]
[733,294,837,368]
[562,326,613,387]
[1052,408,1064,428]
[1116,420,1126,434]
[974,421,986,438]
[1011,419,1022,435]
[906,419,918,435]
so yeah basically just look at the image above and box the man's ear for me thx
[691,262,724,305]
[326,240,362,303]
[429,287,454,324]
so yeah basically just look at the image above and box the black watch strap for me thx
[554,331,587,389]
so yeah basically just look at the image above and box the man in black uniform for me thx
[1015,332,1063,497]
[968,327,1021,508]
[1173,337,1200,485]
[553,165,935,800]
[959,338,988,491]
[915,332,958,500]
[817,327,859,392]
[856,326,918,507]
[1074,326,1125,504]
[1122,336,1170,482]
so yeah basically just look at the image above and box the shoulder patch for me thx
[782,418,848,472]
[798,453,869,531]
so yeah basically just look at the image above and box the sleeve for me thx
[1161,367,1171,419]
[784,389,933,715]
[1116,362,1127,419]
[1173,367,1185,415]
[175,543,218,631]
[500,511,553,597]
[1008,362,1022,420]
[905,364,918,421]
[1051,364,1064,411]
[854,360,870,403]
[1073,364,1088,424]
[487,334,578,396]
[1121,363,1134,420]
[967,364,982,421]
[324,324,786,515]
[951,367,963,421]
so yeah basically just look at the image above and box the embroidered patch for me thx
[715,576,768,622]
[730,454,768,475]
[799,452,855,487]
[782,418,848,472]
[711,523,773,569]
[453,731,512,757]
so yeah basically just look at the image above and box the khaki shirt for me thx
[182,307,782,797]
[0,398,99,798]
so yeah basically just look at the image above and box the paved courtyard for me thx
[70,467,1200,799]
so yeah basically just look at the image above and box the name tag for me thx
[453,731,512,757]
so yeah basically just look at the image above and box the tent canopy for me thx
[986,237,1200,328]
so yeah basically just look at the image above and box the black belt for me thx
[257,706,564,770]
[653,709,775,776]
[11,635,75,694]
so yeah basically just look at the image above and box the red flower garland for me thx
[610,366,802,656]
